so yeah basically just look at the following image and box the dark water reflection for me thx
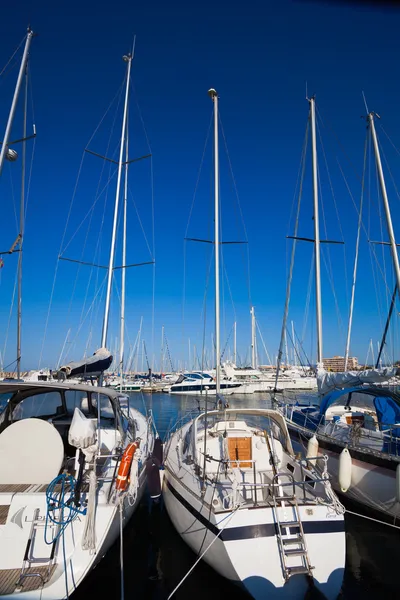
[72,392,400,600]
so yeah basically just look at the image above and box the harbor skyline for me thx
[1,1,400,370]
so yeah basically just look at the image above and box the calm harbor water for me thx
[73,392,400,600]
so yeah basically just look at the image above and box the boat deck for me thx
[0,565,57,595]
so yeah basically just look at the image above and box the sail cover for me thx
[57,347,113,379]
[317,367,398,395]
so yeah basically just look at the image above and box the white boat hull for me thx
[289,425,400,520]
[0,471,147,599]
[163,471,345,600]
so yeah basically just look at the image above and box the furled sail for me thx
[317,367,398,395]
[57,347,113,379]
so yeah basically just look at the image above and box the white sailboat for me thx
[163,90,345,599]
[222,362,316,393]
[280,100,400,521]
[0,47,157,598]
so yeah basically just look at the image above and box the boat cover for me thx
[57,347,113,378]
[317,367,398,395]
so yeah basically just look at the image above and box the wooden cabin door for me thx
[228,437,252,468]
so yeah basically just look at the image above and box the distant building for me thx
[323,356,358,372]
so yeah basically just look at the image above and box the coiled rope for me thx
[44,473,86,545]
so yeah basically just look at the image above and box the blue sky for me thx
[1,0,400,371]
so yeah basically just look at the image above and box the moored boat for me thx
[0,380,155,598]
[163,407,345,599]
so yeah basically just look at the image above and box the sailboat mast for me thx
[119,121,129,391]
[135,317,143,374]
[233,320,237,365]
[291,321,297,367]
[209,88,220,394]
[160,325,164,373]
[368,112,400,296]
[101,53,132,350]
[284,329,289,367]
[310,97,323,366]
[0,29,34,178]
[250,306,256,369]
[16,65,28,380]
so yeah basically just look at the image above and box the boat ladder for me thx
[272,473,314,581]
[15,508,58,591]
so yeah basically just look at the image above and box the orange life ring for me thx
[116,442,139,491]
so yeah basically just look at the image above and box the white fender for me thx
[396,463,400,503]
[307,435,319,463]
[339,447,352,492]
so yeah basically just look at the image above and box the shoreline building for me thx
[323,356,358,372]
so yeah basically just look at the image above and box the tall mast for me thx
[135,317,143,374]
[160,325,164,373]
[16,64,29,380]
[291,321,297,367]
[101,53,132,349]
[233,320,237,365]
[284,329,289,367]
[119,119,129,391]
[250,306,256,369]
[368,112,400,299]
[0,29,34,178]
[310,97,323,366]
[209,88,220,394]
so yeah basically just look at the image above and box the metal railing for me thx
[282,403,400,458]
[197,451,329,509]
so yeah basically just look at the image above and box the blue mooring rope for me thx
[44,473,87,545]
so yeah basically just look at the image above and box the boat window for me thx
[65,390,91,416]
[91,393,115,420]
[0,393,13,416]
[328,392,350,408]
[228,412,290,452]
[183,425,192,454]
[11,392,63,421]
[348,392,376,411]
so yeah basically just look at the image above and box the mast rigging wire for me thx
[0,34,26,80]
[316,107,349,301]
[275,118,309,383]
[182,113,213,372]
[39,81,125,367]
[344,129,368,367]
[219,116,252,308]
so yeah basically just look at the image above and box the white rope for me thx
[316,455,345,515]
[81,469,97,552]
[345,508,400,530]
[167,504,241,599]
[127,450,141,507]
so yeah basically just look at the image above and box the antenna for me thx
[362,91,369,115]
